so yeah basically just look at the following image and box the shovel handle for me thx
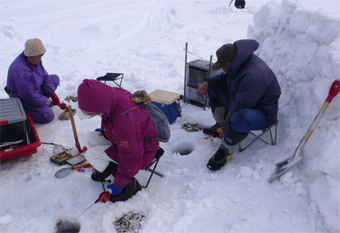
[303,80,339,143]
[68,105,82,153]
[295,80,340,154]
[271,80,340,181]
[326,80,340,103]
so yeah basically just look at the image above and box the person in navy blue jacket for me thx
[234,0,245,9]
[196,39,281,171]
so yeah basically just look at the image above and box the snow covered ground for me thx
[1,0,339,232]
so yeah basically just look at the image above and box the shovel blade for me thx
[268,156,302,182]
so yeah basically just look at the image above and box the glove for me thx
[59,103,67,110]
[107,183,123,195]
[50,93,61,106]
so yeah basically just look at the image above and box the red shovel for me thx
[269,80,340,182]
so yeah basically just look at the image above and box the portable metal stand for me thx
[239,120,278,152]
[141,147,164,188]
[183,42,220,110]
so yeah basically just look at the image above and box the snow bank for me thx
[248,0,340,231]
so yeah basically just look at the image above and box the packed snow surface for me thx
[0,0,339,232]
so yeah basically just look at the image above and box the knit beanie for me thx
[78,79,116,114]
[24,38,46,57]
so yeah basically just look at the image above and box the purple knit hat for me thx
[77,79,115,113]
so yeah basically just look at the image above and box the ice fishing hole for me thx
[56,219,80,233]
[172,142,195,155]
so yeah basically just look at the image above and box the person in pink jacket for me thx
[77,79,160,202]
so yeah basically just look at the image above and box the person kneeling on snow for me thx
[196,39,281,171]
[5,38,65,123]
[77,79,160,203]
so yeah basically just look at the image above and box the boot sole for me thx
[207,154,232,171]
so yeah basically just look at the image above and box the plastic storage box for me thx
[149,89,181,124]
[0,98,41,161]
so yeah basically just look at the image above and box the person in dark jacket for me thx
[196,39,281,171]
[235,0,245,9]
[6,38,65,123]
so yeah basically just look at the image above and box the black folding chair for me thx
[238,120,278,152]
[142,147,165,188]
[97,73,124,88]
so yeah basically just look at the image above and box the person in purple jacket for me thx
[5,38,65,123]
[77,79,160,203]
[196,39,281,171]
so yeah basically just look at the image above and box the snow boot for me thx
[110,178,142,203]
[91,161,117,182]
[207,125,249,171]
[203,104,227,138]
[203,122,221,138]
[207,143,232,171]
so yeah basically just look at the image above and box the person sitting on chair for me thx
[5,38,65,123]
[196,39,281,171]
[77,79,160,202]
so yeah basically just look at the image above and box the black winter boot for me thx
[224,125,249,146]
[91,162,117,182]
[207,125,249,171]
[203,100,227,138]
[110,178,142,203]
[207,144,232,171]
[203,122,221,138]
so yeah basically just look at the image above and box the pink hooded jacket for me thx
[78,79,159,188]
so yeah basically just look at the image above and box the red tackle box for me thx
[0,98,41,161]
